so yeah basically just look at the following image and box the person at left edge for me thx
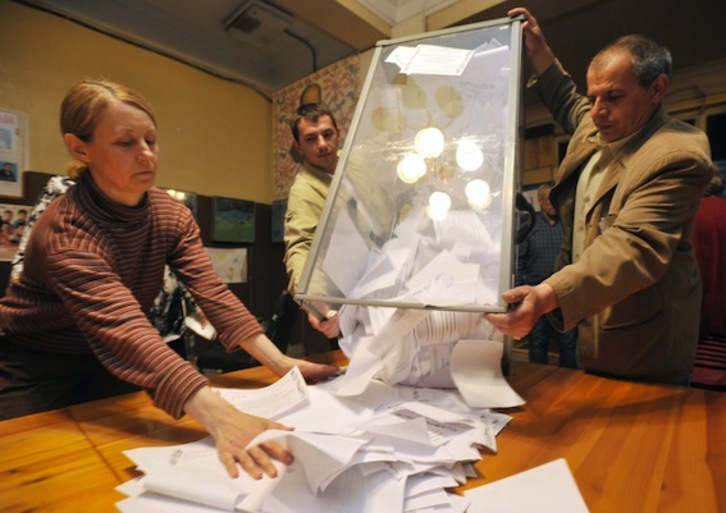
[0,79,338,479]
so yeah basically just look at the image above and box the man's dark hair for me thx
[592,34,672,87]
[290,103,338,143]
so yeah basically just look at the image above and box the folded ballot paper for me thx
[116,358,522,513]
[464,459,590,513]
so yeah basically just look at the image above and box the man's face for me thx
[586,50,666,143]
[294,115,339,174]
[540,189,556,218]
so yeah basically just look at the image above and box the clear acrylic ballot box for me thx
[296,16,524,320]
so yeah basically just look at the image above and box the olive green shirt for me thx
[283,162,332,297]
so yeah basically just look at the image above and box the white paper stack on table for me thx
[116,342,589,512]
[116,355,519,513]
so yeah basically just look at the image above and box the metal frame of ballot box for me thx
[296,16,525,373]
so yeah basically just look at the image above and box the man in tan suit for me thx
[488,8,715,385]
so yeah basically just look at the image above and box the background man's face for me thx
[540,189,557,218]
[294,115,339,174]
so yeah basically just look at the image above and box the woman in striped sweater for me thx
[0,79,338,479]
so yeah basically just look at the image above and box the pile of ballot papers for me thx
[116,338,589,512]
[115,339,523,513]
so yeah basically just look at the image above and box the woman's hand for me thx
[265,354,340,383]
[184,387,293,479]
[239,333,340,383]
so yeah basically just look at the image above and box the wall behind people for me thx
[270,56,363,200]
[0,171,276,327]
[0,2,375,354]
[0,1,273,204]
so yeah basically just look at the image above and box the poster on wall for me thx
[203,247,248,283]
[0,202,33,261]
[0,108,29,199]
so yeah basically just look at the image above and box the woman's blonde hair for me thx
[60,79,157,179]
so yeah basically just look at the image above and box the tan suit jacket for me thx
[535,61,715,384]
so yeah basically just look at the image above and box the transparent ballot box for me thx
[297,17,523,318]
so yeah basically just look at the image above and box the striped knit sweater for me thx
[0,173,263,418]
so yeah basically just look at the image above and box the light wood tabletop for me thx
[1,350,724,513]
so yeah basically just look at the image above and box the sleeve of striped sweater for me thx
[165,214,265,354]
[44,202,264,418]
[46,245,210,419]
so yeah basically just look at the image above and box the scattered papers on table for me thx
[116,366,518,513]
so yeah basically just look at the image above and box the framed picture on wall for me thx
[271,199,287,243]
[163,188,198,219]
[0,202,33,261]
[211,196,255,243]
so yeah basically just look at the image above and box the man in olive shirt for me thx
[283,103,341,339]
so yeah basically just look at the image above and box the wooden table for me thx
[1,351,724,513]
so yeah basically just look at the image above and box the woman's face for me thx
[67,101,158,206]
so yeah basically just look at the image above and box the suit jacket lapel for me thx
[590,106,670,208]
[592,158,622,209]
[558,132,599,183]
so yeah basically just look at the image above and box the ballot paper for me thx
[463,458,590,513]
[450,339,525,408]
[212,365,308,419]
[116,367,518,513]
[384,44,475,76]
[334,307,523,409]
